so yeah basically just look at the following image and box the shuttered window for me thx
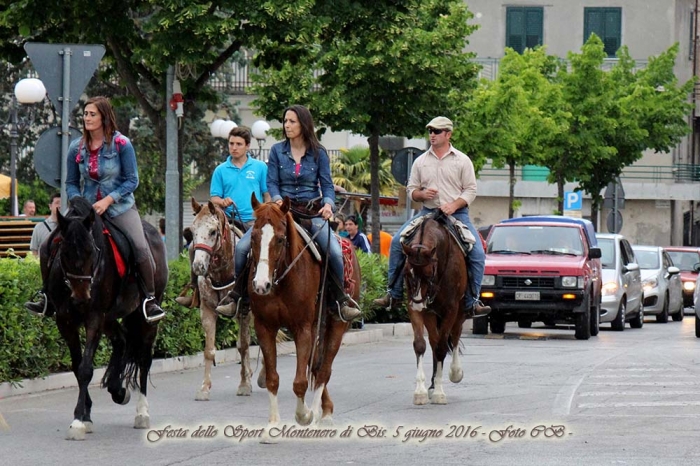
[584,7,622,57]
[506,7,544,54]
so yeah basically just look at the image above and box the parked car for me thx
[478,216,602,340]
[664,247,700,308]
[631,245,683,323]
[595,233,644,331]
[693,274,700,337]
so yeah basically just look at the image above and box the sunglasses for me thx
[428,128,447,135]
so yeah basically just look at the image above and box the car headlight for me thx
[562,276,580,288]
[482,275,495,286]
[642,277,658,293]
[684,281,696,292]
[602,281,619,296]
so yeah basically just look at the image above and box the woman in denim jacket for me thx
[219,104,361,322]
[25,96,165,323]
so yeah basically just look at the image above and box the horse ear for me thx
[280,197,290,214]
[207,200,217,214]
[191,197,202,214]
[251,192,260,209]
[57,209,67,231]
[84,208,95,229]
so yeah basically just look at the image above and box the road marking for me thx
[585,381,700,386]
[588,373,696,378]
[553,374,586,416]
[579,401,700,408]
[579,390,700,397]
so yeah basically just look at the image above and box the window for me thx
[584,7,622,57]
[506,7,543,54]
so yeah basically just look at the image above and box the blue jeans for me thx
[387,207,485,308]
[235,217,344,284]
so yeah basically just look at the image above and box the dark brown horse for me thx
[402,214,467,405]
[186,198,253,401]
[220,195,357,429]
[43,196,166,439]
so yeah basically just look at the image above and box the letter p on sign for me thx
[564,191,582,210]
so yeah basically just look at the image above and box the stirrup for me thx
[335,297,362,323]
[143,296,166,323]
[214,296,240,318]
[25,292,49,316]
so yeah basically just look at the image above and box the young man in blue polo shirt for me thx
[176,126,270,307]
[210,126,270,226]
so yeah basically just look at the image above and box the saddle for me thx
[400,211,476,256]
[101,218,135,278]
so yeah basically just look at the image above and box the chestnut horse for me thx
[43,196,166,439]
[187,198,253,401]
[223,196,358,428]
[402,214,468,405]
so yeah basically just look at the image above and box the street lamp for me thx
[5,78,46,216]
[209,119,237,160]
[251,120,270,159]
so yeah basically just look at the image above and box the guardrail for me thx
[476,164,700,183]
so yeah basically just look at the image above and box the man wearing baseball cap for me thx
[374,116,489,318]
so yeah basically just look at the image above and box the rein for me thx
[406,220,441,306]
[273,220,327,286]
[59,226,102,289]
[192,208,236,290]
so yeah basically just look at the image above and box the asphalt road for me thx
[2,316,700,465]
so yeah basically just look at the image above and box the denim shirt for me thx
[66,131,138,218]
[266,140,335,208]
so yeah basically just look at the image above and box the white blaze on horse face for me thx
[192,215,219,276]
[253,224,275,295]
[409,269,425,311]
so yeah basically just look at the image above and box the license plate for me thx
[515,291,540,301]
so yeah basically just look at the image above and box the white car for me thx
[596,233,644,330]
[632,245,683,323]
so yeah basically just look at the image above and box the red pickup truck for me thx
[475,216,603,340]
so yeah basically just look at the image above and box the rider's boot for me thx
[25,291,53,317]
[329,275,362,322]
[138,257,166,323]
[175,244,196,307]
[216,265,250,318]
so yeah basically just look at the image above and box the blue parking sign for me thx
[564,191,583,210]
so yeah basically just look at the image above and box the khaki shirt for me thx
[406,145,477,209]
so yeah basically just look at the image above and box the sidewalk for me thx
[0,323,415,400]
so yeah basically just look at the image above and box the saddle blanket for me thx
[400,213,475,255]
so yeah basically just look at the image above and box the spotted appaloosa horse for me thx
[218,195,358,429]
[43,196,166,440]
[186,198,253,401]
[402,214,468,405]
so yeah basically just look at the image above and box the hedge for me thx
[0,250,405,384]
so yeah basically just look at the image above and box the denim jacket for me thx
[266,140,335,208]
[66,131,138,218]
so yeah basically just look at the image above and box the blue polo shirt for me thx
[210,156,268,223]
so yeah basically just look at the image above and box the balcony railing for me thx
[477,164,700,183]
[473,57,649,81]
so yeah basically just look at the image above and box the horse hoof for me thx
[66,420,86,440]
[237,384,252,396]
[413,393,429,405]
[450,369,464,384]
[319,415,334,427]
[119,389,131,405]
[431,394,447,405]
[134,414,150,429]
[84,421,94,434]
[295,410,314,426]
[195,390,210,401]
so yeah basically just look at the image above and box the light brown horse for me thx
[402,214,468,405]
[229,196,357,428]
[187,198,253,401]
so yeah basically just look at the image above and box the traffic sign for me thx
[391,147,424,186]
[33,127,83,188]
[606,210,623,234]
[564,191,583,210]
[24,43,105,116]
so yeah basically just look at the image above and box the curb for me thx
[0,323,413,400]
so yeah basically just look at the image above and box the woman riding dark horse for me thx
[39,196,166,439]
[25,96,165,323]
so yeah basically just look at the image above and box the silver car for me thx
[632,245,683,322]
[693,275,700,337]
[596,233,644,330]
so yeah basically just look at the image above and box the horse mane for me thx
[285,210,302,255]
[61,196,104,250]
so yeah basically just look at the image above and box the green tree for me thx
[0,0,316,217]
[251,0,479,253]
[331,146,397,195]
[456,47,568,218]
[576,43,694,225]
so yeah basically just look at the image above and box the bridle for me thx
[405,219,441,306]
[59,227,101,291]
[192,208,235,290]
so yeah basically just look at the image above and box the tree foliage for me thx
[251,0,479,252]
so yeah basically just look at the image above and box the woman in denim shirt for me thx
[220,105,361,322]
[25,96,165,323]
